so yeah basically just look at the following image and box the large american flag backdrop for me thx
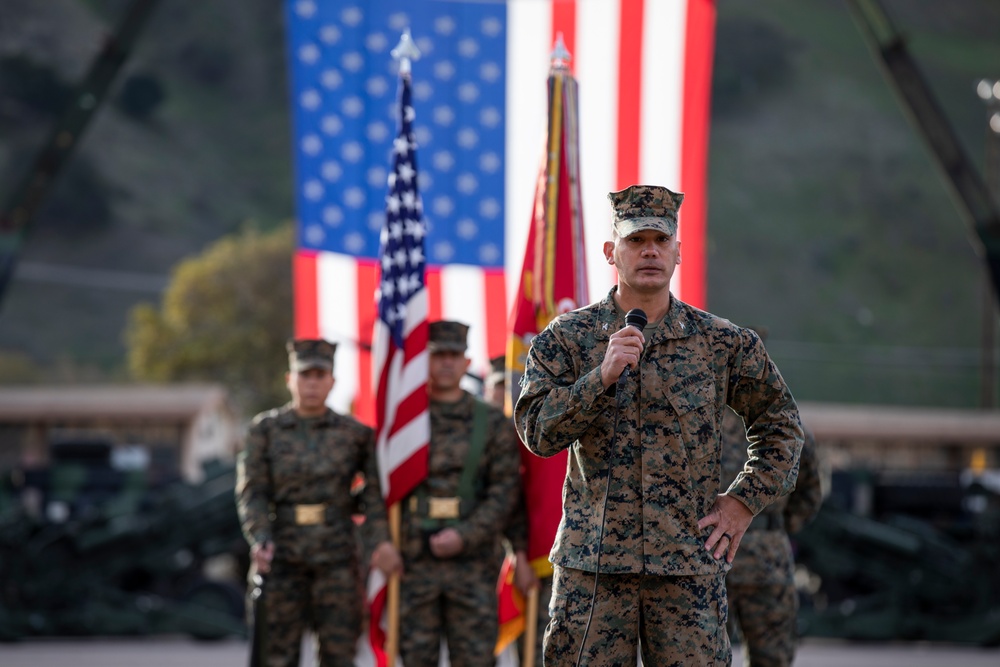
[285,0,716,422]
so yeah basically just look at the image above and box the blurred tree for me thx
[0,351,43,384]
[126,223,293,417]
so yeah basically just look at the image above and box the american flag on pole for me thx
[494,46,588,659]
[365,48,430,667]
[285,1,715,428]
[372,66,430,510]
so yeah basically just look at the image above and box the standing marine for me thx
[236,339,401,667]
[396,321,522,667]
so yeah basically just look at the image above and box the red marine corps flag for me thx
[496,38,589,662]
[366,30,429,667]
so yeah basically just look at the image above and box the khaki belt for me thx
[408,495,461,520]
[273,503,328,525]
[295,503,326,525]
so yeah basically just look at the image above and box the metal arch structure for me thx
[0,0,161,312]
[846,0,1000,308]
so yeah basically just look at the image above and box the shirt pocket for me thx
[666,378,718,465]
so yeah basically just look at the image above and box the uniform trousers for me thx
[255,556,362,667]
[400,555,499,667]
[727,579,798,666]
[544,566,731,667]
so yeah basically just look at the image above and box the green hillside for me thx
[0,0,997,408]
[708,0,999,406]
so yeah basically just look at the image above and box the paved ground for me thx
[1,637,999,667]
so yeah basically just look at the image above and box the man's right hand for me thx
[251,540,275,574]
[600,324,646,389]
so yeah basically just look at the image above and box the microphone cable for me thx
[575,309,647,667]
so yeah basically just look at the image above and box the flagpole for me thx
[523,586,539,666]
[507,33,580,666]
[387,502,402,665]
[385,30,421,667]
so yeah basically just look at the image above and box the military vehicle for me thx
[0,440,248,641]
[794,469,1000,646]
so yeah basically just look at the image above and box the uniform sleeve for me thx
[503,485,530,553]
[358,426,391,545]
[783,428,823,534]
[515,324,615,458]
[235,420,273,547]
[500,420,529,552]
[456,409,523,553]
[724,328,805,515]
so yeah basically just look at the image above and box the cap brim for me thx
[428,343,467,353]
[614,217,677,237]
[292,360,333,372]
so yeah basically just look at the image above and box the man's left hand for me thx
[697,494,754,563]
[428,528,464,558]
[513,549,540,596]
[371,540,403,576]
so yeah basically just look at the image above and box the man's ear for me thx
[603,240,615,265]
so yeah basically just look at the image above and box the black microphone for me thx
[618,308,648,387]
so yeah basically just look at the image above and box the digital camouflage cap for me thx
[428,320,469,353]
[608,184,684,237]
[287,338,336,372]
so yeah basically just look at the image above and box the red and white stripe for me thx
[295,0,715,425]
[505,0,715,313]
[371,287,429,506]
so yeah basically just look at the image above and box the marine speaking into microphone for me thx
[616,308,647,388]
[514,184,805,667]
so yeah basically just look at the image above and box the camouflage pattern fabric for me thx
[782,429,822,536]
[545,567,730,667]
[500,416,550,667]
[608,184,685,237]
[400,557,500,667]
[428,320,470,352]
[515,287,804,577]
[727,580,798,667]
[514,287,803,663]
[721,410,823,667]
[235,403,389,667]
[499,417,529,554]
[263,555,364,666]
[525,575,553,666]
[398,391,522,665]
[286,338,336,372]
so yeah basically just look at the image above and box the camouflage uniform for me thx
[399,324,523,667]
[515,185,804,667]
[236,340,389,667]
[722,408,822,667]
[487,355,550,667]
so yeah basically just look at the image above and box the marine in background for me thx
[395,322,522,667]
[721,326,823,667]
[236,339,401,667]
[484,354,545,665]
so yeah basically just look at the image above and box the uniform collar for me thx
[592,286,701,344]
[275,403,338,428]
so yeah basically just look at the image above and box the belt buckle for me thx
[427,497,460,520]
[295,503,325,525]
